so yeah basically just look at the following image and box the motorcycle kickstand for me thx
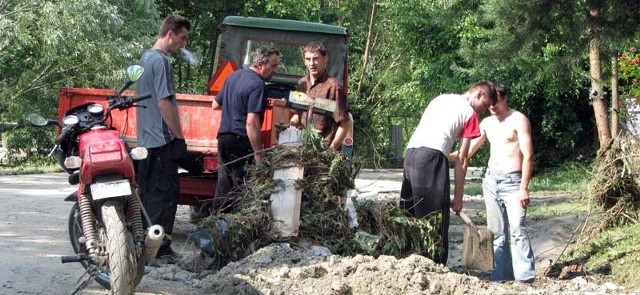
[71,265,98,295]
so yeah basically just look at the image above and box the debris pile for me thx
[189,128,442,269]
[587,135,640,233]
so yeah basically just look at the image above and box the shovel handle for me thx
[456,211,479,231]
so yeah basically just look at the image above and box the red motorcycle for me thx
[27,65,164,294]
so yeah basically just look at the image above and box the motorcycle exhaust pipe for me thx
[144,224,165,261]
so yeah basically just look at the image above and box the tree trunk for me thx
[588,2,611,151]
[357,2,376,93]
[611,52,620,137]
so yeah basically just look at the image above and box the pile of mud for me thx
[190,243,622,295]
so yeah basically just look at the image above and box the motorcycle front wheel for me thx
[101,200,139,294]
[68,203,111,289]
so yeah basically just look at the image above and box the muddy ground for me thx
[0,171,634,294]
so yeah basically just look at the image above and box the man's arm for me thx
[211,98,221,110]
[468,122,487,158]
[451,137,471,212]
[449,120,487,161]
[329,115,351,150]
[289,111,302,127]
[246,112,263,164]
[158,98,183,139]
[517,115,534,208]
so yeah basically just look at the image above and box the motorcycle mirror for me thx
[116,65,145,96]
[26,113,56,127]
[126,65,144,83]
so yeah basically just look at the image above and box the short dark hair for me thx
[303,42,327,57]
[494,83,508,101]
[159,15,191,37]
[468,80,498,105]
[251,45,280,67]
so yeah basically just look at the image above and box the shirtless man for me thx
[465,83,535,282]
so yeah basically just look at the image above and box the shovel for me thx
[456,210,494,271]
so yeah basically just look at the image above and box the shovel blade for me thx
[461,225,494,271]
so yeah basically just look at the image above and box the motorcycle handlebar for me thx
[127,93,152,104]
[55,126,72,145]
[111,93,152,110]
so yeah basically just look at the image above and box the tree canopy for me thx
[2,0,640,168]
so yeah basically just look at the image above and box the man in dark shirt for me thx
[290,42,349,150]
[211,45,280,212]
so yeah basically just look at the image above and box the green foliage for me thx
[3,0,639,172]
[347,0,480,167]
[2,126,56,166]
[354,200,443,260]
[587,136,640,230]
[0,0,157,155]
[564,222,640,289]
[529,161,592,193]
[460,161,592,196]
[527,197,588,221]
[462,180,484,196]
[618,47,640,97]
[455,0,599,167]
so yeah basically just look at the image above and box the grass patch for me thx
[529,162,591,193]
[458,162,591,196]
[0,162,61,175]
[458,197,589,225]
[463,180,483,196]
[564,222,640,289]
[527,197,588,221]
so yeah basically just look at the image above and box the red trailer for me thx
[57,16,351,212]
[58,87,292,206]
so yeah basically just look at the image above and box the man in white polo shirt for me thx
[400,81,497,265]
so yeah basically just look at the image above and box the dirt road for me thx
[0,172,199,294]
[0,171,585,294]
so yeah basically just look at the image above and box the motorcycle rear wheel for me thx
[101,201,139,294]
[68,203,111,289]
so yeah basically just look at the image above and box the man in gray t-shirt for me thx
[136,15,190,262]
[137,47,179,148]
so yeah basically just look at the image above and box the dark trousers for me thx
[214,133,253,213]
[400,147,450,264]
[137,140,180,250]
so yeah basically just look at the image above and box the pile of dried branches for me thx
[587,135,640,233]
[193,127,442,268]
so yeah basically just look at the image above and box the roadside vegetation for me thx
[461,161,592,196]
[0,164,60,175]
[2,0,640,291]
[565,222,640,289]
[0,156,58,175]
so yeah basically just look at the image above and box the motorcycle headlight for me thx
[87,104,104,116]
[64,156,82,169]
[62,115,79,126]
[130,147,148,160]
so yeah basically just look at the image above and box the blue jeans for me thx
[483,170,535,281]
